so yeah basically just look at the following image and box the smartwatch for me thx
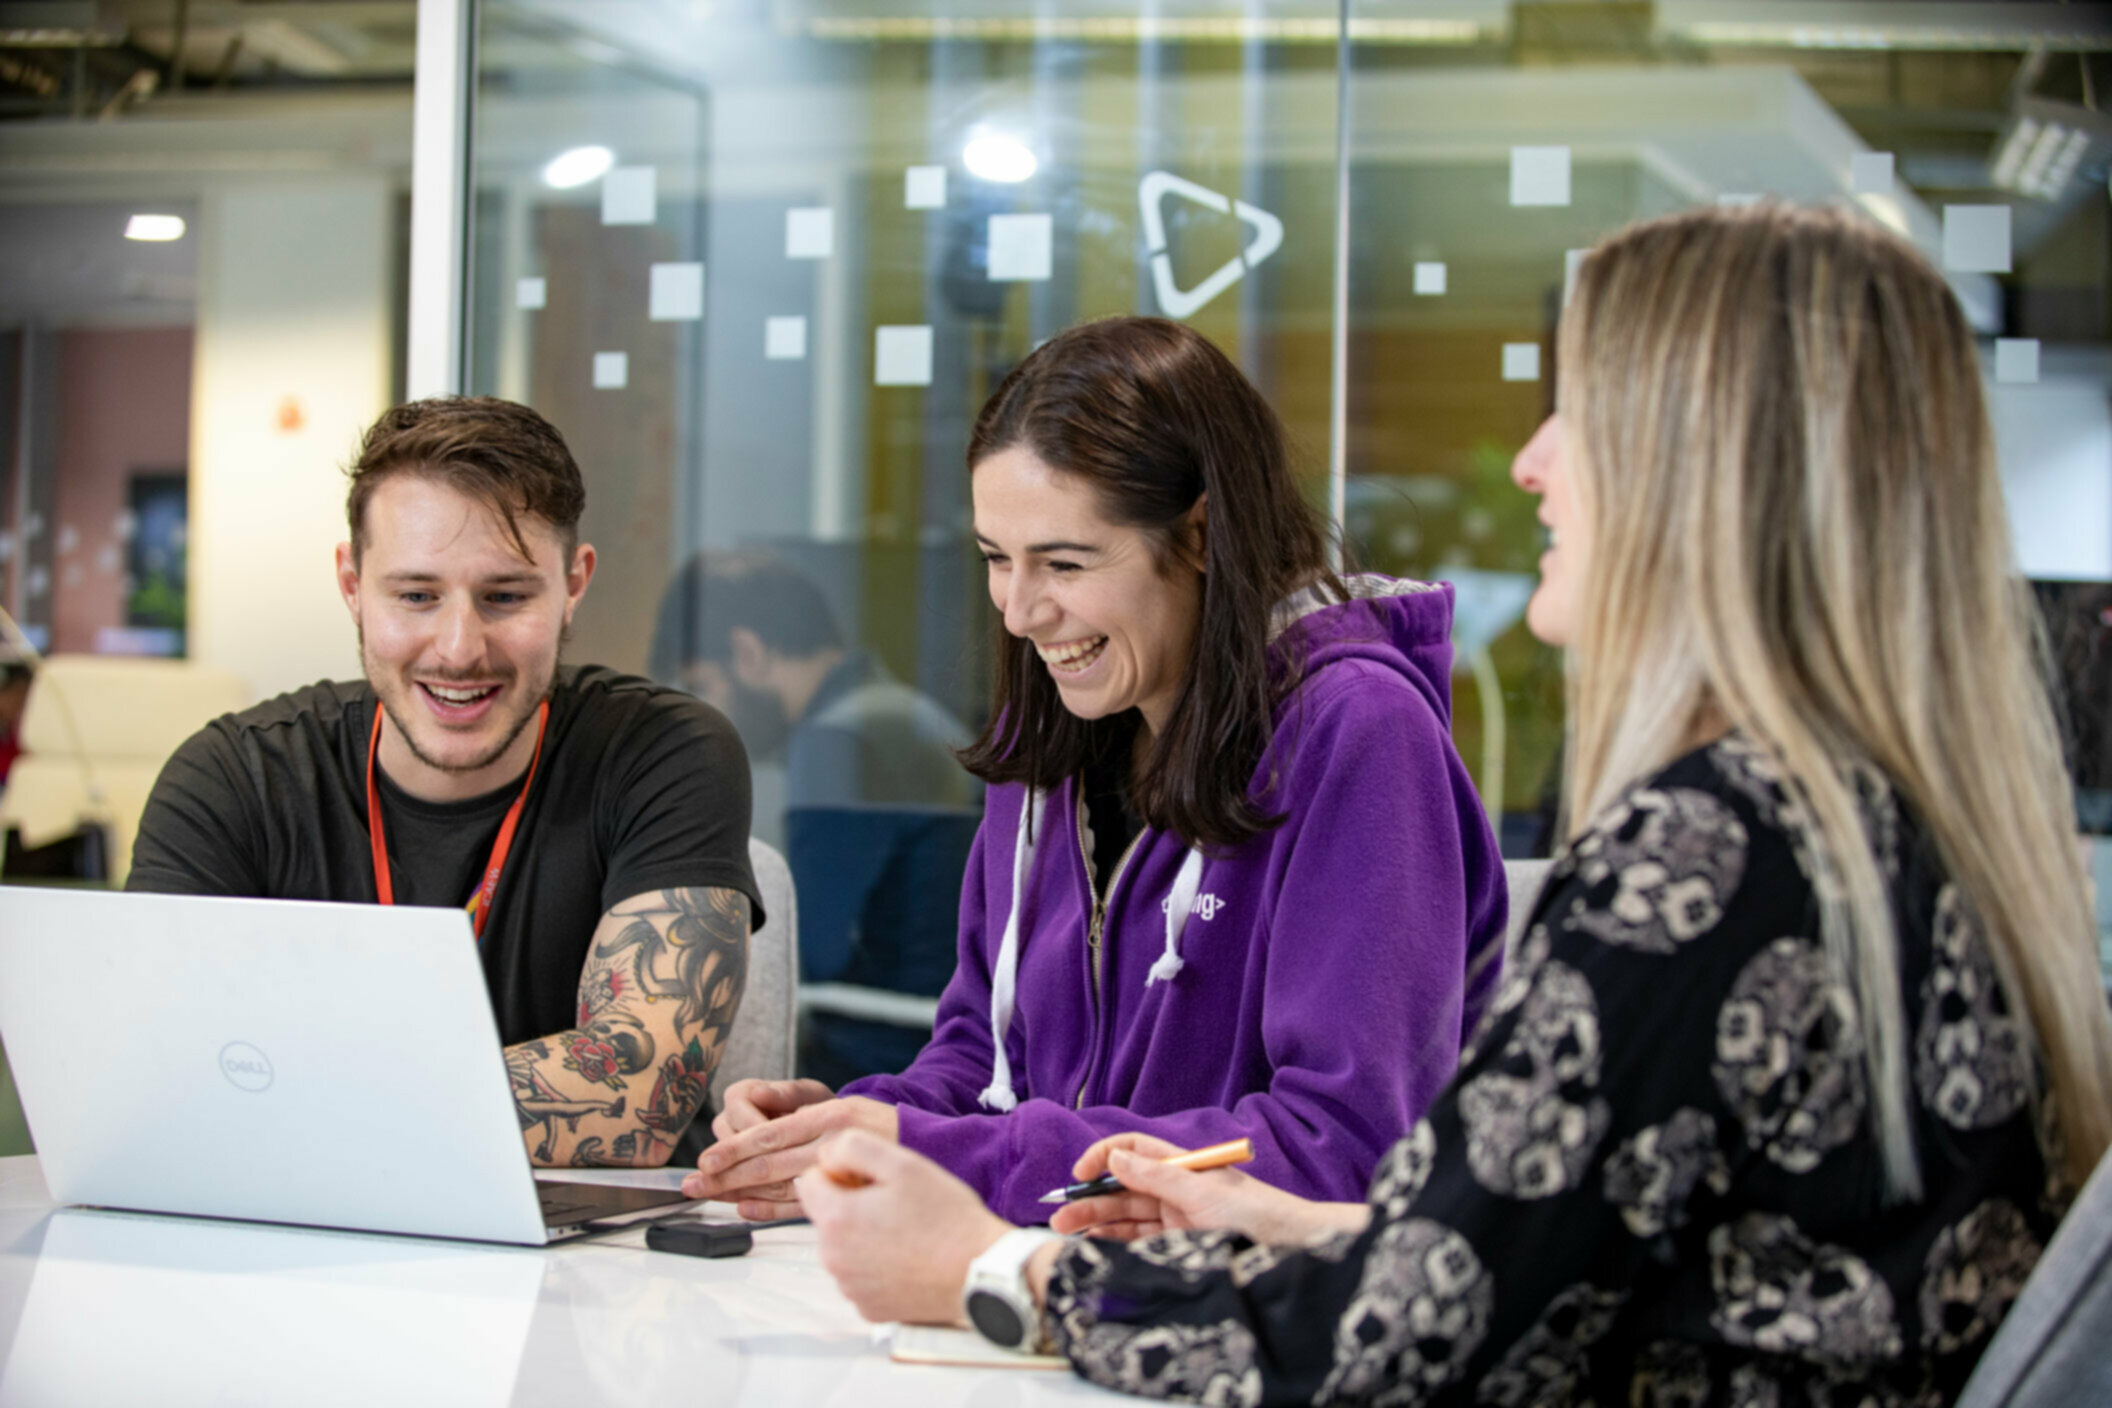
[961,1227,1062,1352]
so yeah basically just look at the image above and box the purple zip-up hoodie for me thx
[843,576,1506,1225]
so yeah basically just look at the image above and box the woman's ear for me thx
[1183,494,1208,573]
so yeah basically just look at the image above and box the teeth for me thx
[426,684,495,704]
[1037,636,1107,671]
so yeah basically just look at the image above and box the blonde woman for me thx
[793,203,2112,1404]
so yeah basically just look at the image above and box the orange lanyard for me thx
[366,698,550,940]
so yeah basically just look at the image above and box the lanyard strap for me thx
[366,698,550,940]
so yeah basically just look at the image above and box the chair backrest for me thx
[1955,1142,2112,1407]
[709,838,800,1103]
[1500,858,1551,959]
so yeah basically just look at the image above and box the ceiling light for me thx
[542,145,614,190]
[962,129,1037,185]
[1990,99,2112,202]
[124,214,185,242]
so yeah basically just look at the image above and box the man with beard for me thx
[649,552,978,1085]
[128,397,760,1168]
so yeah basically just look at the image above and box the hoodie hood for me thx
[975,572,1458,1113]
[1269,573,1457,729]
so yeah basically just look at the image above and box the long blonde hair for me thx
[1559,202,2112,1196]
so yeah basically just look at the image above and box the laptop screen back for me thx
[0,887,550,1244]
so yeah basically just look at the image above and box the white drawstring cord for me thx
[1148,848,1206,985]
[978,788,1046,1112]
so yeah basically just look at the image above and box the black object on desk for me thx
[645,1216,808,1260]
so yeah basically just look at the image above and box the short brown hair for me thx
[346,396,586,563]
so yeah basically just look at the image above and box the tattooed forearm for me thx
[504,886,750,1168]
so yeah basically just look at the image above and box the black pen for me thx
[1037,1137,1255,1204]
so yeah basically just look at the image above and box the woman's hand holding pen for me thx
[1049,1133,1371,1245]
[684,1079,899,1218]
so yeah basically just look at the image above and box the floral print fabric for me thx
[1045,740,2057,1406]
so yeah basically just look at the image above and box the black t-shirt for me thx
[127,665,760,1048]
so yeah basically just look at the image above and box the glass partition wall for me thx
[454,3,2112,1063]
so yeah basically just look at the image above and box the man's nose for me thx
[431,596,485,667]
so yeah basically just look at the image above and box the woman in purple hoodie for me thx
[685,316,1506,1225]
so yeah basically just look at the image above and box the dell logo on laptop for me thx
[219,1041,275,1093]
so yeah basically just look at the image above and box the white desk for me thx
[0,1156,1121,1407]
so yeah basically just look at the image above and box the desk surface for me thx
[0,1155,1120,1407]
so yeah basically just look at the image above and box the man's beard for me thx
[359,618,562,780]
[725,676,793,761]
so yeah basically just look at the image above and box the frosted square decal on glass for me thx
[601,167,656,226]
[875,325,933,387]
[1995,338,2040,384]
[516,277,547,311]
[1509,146,1571,207]
[786,207,835,259]
[905,166,947,210]
[987,213,1052,282]
[766,316,808,360]
[592,352,628,389]
[1564,248,1589,306]
[1501,343,1541,382]
[1413,262,1447,295]
[1943,205,2011,273]
[1851,152,1894,195]
[649,262,704,322]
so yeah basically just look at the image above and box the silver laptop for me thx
[0,886,691,1244]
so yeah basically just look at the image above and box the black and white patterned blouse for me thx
[1045,737,2063,1406]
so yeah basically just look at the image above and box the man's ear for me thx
[334,542,361,621]
[563,542,597,626]
[728,626,772,688]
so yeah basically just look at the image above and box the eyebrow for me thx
[973,533,1104,555]
[379,570,545,586]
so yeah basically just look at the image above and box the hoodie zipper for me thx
[1075,783,1147,1111]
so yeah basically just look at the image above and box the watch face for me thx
[966,1289,1028,1349]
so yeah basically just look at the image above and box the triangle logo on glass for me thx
[1139,171,1285,319]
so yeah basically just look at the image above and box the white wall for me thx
[189,179,391,699]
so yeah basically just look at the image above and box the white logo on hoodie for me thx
[1163,893,1224,921]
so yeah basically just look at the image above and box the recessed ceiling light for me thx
[542,145,614,190]
[124,214,186,242]
[962,128,1037,184]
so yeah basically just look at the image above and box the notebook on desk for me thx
[0,886,690,1245]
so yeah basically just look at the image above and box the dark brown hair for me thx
[957,316,1338,850]
[346,396,586,563]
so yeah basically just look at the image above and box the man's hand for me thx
[798,1129,1010,1328]
[683,1092,898,1218]
[712,1077,834,1137]
[1048,1132,1370,1245]
[506,887,749,1168]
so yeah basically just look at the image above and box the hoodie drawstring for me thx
[1149,848,1206,985]
[980,790,1207,1111]
[978,788,1045,1112]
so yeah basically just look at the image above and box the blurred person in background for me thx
[651,551,979,1085]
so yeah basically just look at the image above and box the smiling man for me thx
[128,397,760,1167]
